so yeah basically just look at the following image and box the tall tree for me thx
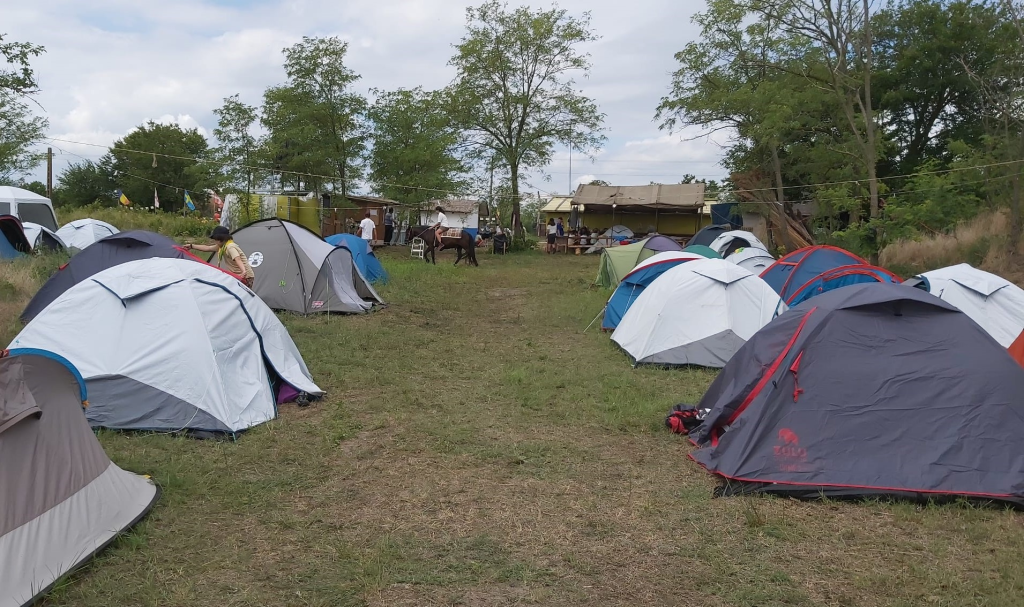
[0,34,48,181]
[448,1,606,234]
[367,87,466,206]
[214,94,266,204]
[104,121,219,212]
[262,37,367,198]
[52,160,115,207]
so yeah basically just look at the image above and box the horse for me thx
[406,225,479,266]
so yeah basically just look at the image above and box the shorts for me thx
[547,234,556,244]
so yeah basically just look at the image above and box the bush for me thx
[58,204,218,240]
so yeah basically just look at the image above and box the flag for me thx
[154,188,160,209]
[184,190,196,211]
[117,189,131,206]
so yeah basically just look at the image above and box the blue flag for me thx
[184,190,196,211]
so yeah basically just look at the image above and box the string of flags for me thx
[114,187,202,212]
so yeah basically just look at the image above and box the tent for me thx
[910,264,1024,366]
[230,218,383,314]
[726,246,775,274]
[708,230,768,257]
[0,215,30,259]
[682,244,722,259]
[760,245,866,302]
[689,224,732,247]
[21,230,225,323]
[594,235,684,288]
[22,221,66,253]
[9,258,324,436]
[611,259,786,367]
[785,263,901,306]
[0,349,158,606]
[584,224,634,254]
[56,218,119,253]
[601,251,706,330]
[325,232,389,284]
[689,282,1024,506]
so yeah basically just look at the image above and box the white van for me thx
[0,186,59,232]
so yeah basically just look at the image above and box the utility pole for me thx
[46,148,53,198]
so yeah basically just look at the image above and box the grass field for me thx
[4,246,1024,606]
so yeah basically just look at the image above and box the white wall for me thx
[419,210,479,229]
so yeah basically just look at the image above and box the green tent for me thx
[682,244,722,259]
[594,236,684,288]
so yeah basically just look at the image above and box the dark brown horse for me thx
[407,226,479,266]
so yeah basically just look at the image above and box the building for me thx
[420,199,481,239]
[568,183,707,237]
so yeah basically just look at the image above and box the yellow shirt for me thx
[218,240,254,279]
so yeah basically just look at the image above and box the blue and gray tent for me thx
[325,232,389,285]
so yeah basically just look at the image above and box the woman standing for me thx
[186,226,255,288]
[546,218,557,253]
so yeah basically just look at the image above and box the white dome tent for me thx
[9,258,324,436]
[21,221,66,252]
[708,230,768,257]
[56,218,119,253]
[611,258,786,368]
[911,264,1024,360]
[726,246,775,274]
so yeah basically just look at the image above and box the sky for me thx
[7,0,729,197]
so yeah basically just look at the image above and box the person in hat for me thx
[185,226,255,288]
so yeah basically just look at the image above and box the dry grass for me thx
[2,246,1024,606]
[881,210,1024,283]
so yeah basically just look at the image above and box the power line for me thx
[43,135,1024,201]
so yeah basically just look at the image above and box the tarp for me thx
[726,246,775,274]
[573,183,705,211]
[601,251,705,330]
[611,259,786,367]
[594,235,684,288]
[0,350,157,607]
[690,282,1024,506]
[914,264,1024,366]
[584,225,634,254]
[760,245,866,302]
[708,230,767,257]
[22,230,226,323]
[325,232,389,284]
[786,264,901,306]
[230,218,383,314]
[56,218,119,253]
[10,258,324,435]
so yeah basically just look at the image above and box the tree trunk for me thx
[510,162,523,236]
[770,143,794,251]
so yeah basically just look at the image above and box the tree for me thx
[214,94,267,218]
[0,34,44,97]
[367,88,466,206]
[262,37,368,198]
[52,160,114,207]
[873,0,1010,175]
[0,34,47,181]
[103,121,219,212]
[0,92,46,181]
[448,1,606,234]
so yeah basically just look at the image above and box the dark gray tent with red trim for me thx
[21,230,225,323]
[690,282,1024,506]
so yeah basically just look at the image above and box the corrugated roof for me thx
[541,196,574,213]
[573,183,705,210]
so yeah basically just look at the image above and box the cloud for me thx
[11,0,727,190]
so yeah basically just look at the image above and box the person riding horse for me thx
[433,205,449,250]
